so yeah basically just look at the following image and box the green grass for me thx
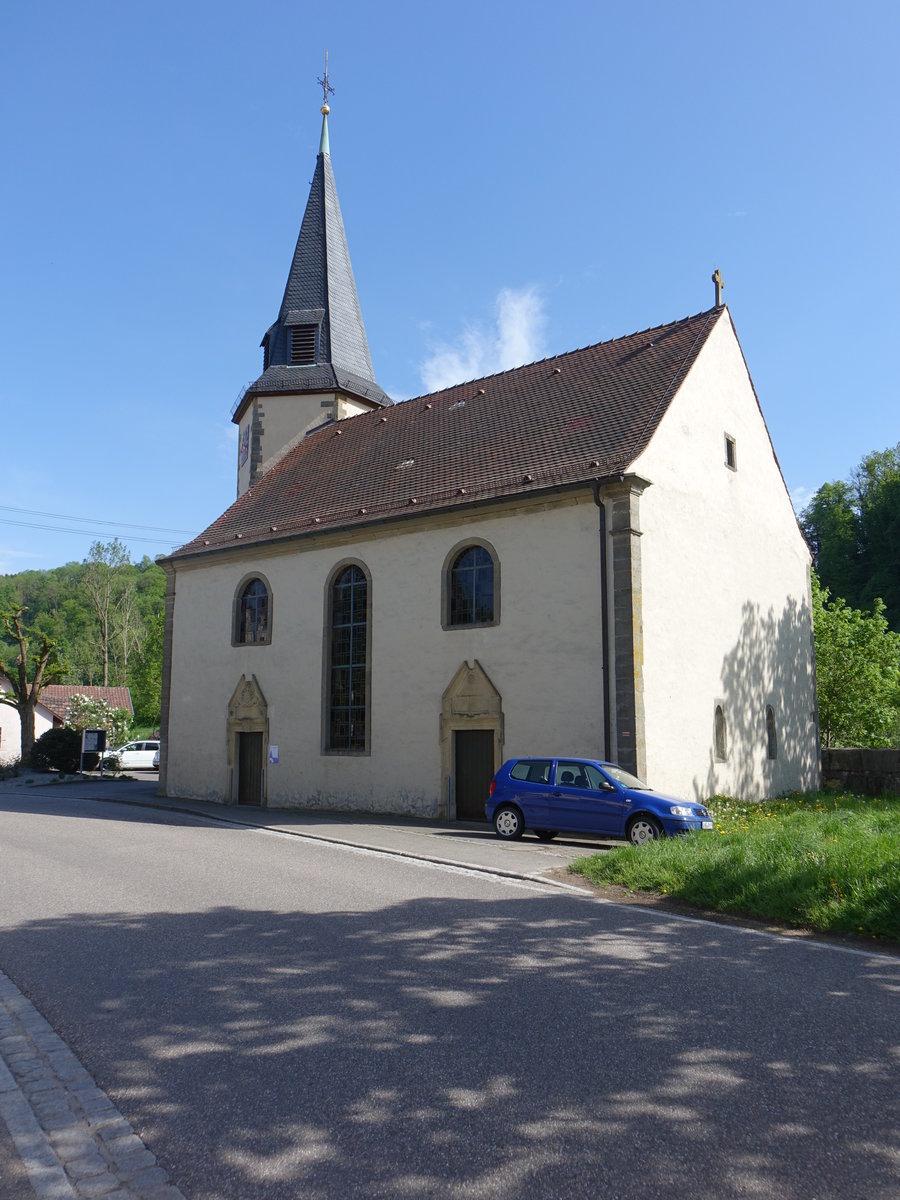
[569,791,900,943]
[128,725,160,741]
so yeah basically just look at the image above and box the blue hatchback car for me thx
[486,757,714,846]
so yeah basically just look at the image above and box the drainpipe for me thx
[591,479,614,761]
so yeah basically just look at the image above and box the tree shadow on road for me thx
[1,893,897,1200]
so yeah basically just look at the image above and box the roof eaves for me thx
[164,473,608,567]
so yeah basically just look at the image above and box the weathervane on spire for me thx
[317,51,335,115]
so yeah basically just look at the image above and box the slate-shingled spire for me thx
[242,93,390,410]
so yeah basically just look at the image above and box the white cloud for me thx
[0,546,44,574]
[789,485,815,514]
[420,286,546,393]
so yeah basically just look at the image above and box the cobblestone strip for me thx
[0,970,186,1200]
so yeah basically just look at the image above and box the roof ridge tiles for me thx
[399,306,722,404]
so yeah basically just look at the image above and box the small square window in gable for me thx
[725,434,737,471]
[290,325,317,365]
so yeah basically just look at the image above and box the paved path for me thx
[0,774,595,1198]
[1,775,898,1199]
[0,770,607,885]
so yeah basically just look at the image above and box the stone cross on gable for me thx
[712,268,725,308]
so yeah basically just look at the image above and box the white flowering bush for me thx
[64,695,131,749]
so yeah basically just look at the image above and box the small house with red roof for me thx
[0,683,133,764]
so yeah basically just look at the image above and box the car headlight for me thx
[669,805,693,817]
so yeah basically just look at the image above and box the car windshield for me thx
[602,764,649,790]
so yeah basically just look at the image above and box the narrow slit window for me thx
[766,705,778,760]
[714,704,728,761]
[725,435,737,471]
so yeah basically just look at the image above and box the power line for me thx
[0,517,187,548]
[0,504,197,537]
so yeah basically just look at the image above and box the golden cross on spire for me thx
[317,50,335,115]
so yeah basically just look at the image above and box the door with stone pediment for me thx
[227,675,268,807]
[440,661,504,822]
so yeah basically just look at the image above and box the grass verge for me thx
[569,791,900,943]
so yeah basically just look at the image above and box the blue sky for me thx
[2,1,898,573]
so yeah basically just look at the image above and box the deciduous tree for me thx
[0,607,67,761]
[82,539,130,685]
[129,610,164,726]
[802,443,900,631]
[812,573,900,748]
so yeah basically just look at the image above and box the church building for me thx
[158,93,821,816]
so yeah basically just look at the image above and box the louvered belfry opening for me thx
[290,324,317,365]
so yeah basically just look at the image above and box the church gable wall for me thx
[631,312,820,801]
[164,496,606,814]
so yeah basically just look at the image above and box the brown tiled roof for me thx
[40,686,134,720]
[172,307,724,561]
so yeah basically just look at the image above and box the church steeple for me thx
[233,67,390,497]
[255,67,386,398]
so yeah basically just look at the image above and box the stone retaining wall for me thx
[821,748,900,796]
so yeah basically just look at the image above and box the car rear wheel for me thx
[494,805,525,840]
[535,830,558,842]
[627,815,662,847]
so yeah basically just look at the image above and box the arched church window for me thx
[235,577,271,646]
[766,705,778,760]
[714,704,728,761]
[326,563,370,753]
[445,543,498,628]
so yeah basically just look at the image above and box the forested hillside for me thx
[801,442,900,632]
[0,540,165,724]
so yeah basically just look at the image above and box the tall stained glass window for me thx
[328,565,369,751]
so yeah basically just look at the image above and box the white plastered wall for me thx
[631,310,820,800]
[0,687,55,764]
[0,691,21,763]
[165,497,606,815]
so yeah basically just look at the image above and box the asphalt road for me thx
[0,791,898,1200]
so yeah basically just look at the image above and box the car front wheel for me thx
[494,805,525,840]
[627,815,662,847]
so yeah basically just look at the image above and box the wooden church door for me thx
[455,729,494,821]
[238,732,263,806]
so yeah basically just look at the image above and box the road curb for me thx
[80,791,592,895]
[0,970,186,1200]
[0,1053,77,1200]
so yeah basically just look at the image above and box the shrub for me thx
[30,727,82,774]
[64,695,131,748]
